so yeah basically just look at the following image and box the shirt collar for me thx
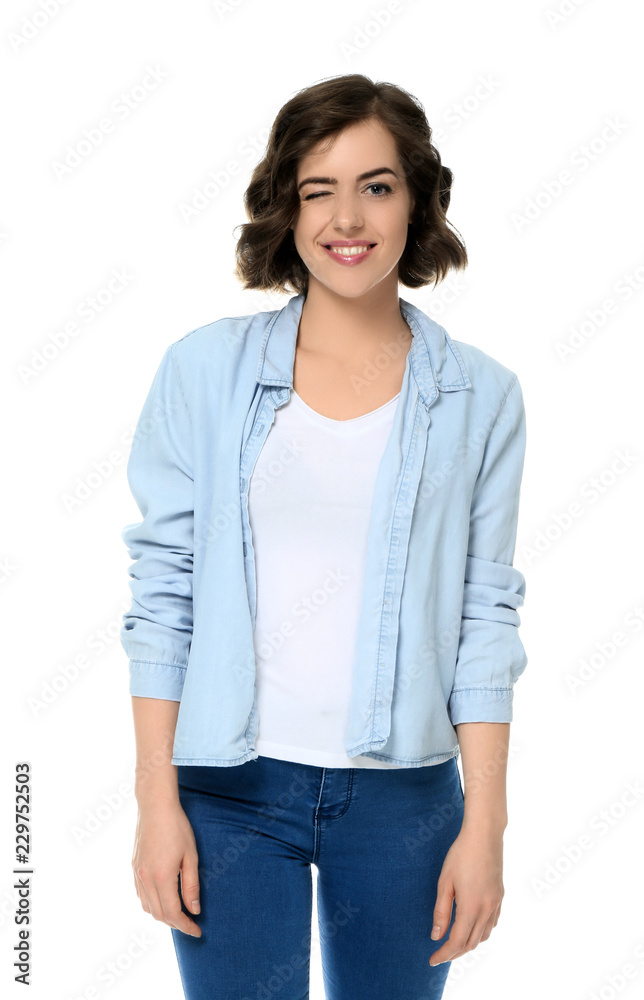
[256,292,471,408]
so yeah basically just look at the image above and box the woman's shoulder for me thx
[165,305,280,372]
[448,334,522,397]
[173,308,270,350]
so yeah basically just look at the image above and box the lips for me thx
[321,243,377,265]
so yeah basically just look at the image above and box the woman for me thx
[121,73,528,999]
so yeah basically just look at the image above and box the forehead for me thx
[296,119,400,174]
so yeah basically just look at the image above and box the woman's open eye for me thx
[366,182,393,197]
[304,182,393,201]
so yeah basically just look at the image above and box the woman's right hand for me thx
[132,799,203,938]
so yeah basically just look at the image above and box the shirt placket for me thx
[344,382,432,756]
[239,384,291,747]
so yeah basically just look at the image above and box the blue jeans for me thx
[171,754,464,999]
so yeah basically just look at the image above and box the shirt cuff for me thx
[128,660,186,701]
[448,685,516,725]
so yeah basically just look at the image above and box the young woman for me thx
[121,74,528,999]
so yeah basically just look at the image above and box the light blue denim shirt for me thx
[120,292,527,768]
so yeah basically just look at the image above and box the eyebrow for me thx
[297,167,398,191]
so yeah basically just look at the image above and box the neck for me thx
[297,278,412,361]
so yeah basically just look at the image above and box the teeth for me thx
[328,245,372,256]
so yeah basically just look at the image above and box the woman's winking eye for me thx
[303,182,393,201]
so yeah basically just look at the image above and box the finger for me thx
[477,911,497,944]
[132,852,141,898]
[179,856,201,915]
[133,870,152,914]
[136,869,170,926]
[430,881,455,943]
[434,908,496,965]
[429,909,476,967]
[158,875,202,937]
[445,913,488,962]
[482,905,502,940]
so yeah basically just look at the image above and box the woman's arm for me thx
[428,377,527,970]
[131,696,202,938]
[455,721,509,834]
[120,343,194,705]
[121,345,200,937]
[448,375,528,727]
[132,696,181,804]
[428,722,508,968]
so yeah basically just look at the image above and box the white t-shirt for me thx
[248,385,404,768]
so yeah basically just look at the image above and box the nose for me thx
[331,190,364,232]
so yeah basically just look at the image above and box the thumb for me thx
[431,879,454,940]
[180,855,201,914]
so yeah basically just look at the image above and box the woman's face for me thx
[291,118,415,300]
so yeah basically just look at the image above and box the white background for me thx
[2,0,643,997]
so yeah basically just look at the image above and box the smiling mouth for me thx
[323,243,377,256]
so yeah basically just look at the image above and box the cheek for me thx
[293,210,318,240]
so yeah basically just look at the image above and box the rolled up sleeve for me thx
[448,374,528,725]
[119,344,194,701]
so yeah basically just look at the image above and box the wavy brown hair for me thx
[233,74,468,296]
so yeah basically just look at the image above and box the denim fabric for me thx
[171,754,465,999]
[120,292,528,767]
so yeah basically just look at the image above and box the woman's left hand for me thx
[428,825,505,967]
